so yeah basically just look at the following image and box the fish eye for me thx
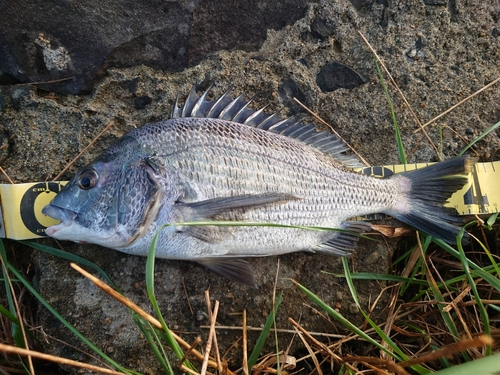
[77,169,99,190]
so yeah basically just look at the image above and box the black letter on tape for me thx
[20,182,61,236]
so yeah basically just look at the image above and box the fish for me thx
[42,85,474,288]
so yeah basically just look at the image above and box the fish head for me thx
[42,137,164,248]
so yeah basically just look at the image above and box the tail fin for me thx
[388,156,475,244]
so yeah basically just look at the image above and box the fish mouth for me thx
[42,204,77,237]
[42,204,77,222]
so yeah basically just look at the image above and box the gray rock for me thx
[1,0,499,373]
[0,94,6,112]
[0,0,314,95]
[316,61,368,92]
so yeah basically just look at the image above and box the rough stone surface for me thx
[0,0,499,373]
[0,0,313,94]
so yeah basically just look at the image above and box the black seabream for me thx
[42,86,474,287]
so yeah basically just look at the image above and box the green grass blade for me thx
[455,228,491,355]
[419,236,461,342]
[248,291,283,371]
[486,212,498,229]
[133,314,174,374]
[458,120,500,156]
[0,303,20,324]
[432,352,500,375]
[146,230,193,370]
[294,280,403,360]
[0,241,27,349]
[341,258,428,374]
[401,254,423,296]
[433,239,500,293]
[322,271,430,285]
[167,221,374,241]
[4,258,139,375]
[374,57,406,164]
[19,240,120,290]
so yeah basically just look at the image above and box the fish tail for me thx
[388,156,476,244]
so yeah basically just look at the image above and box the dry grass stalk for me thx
[69,263,233,374]
[0,343,123,375]
[204,290,222,373]
[428,256,473,339]
[288,318,340,363]
[398,335,493,367]
[292,327,322,375]
[18,77,75,86]
[357,30,441,159]
[343,355,410,375]
[292,97,370,167]
[242,309,249,375]
[52,120,114,181]
[0,166,14,184]
[201,298,219,375]
[415,76,500,133]
[199,325,346,339]
[179,337,202,369]
[442,285,472,313]
[183,277,195,316]
[0,254,34,374]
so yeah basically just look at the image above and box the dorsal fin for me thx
[171,84,364,168]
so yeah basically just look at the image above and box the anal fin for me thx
[314,221,372,256]
[198,258,257,288]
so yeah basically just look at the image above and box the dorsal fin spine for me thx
[171,85,365,168]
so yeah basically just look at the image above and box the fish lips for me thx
[42,204,77,237]
[42,204,77,222]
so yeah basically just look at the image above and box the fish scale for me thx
[42,86,474,287]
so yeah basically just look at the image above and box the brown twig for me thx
[179,337,202,369]
[201,300,219,375]
[183,277,194,316]
[343,355,410,375]
[357,30,441,160]
[69,263,233,374]
[292,97,370,166]
[52,121,114,181]
[0,254,35,374]
[0,343,123,375]
[415,76,500,133]
[242,309,249,375]
[0,166,14,184]
[11,77,75,86]
[398,335,493,367]
[204,290,222,373]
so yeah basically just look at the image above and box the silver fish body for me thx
[43,86,473,287]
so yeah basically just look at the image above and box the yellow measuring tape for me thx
[0,161,498,240]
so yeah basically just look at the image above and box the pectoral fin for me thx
[176,193,298,243]
[198,258,257,288]
[178,192,298,220]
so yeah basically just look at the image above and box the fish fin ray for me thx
[177,193,298,243]
[198,258,257,288]
[171,84,364,168]
[178,192,298,221]
[314,221,372,256]
[181,226,228,244]
[387,156,476,244]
